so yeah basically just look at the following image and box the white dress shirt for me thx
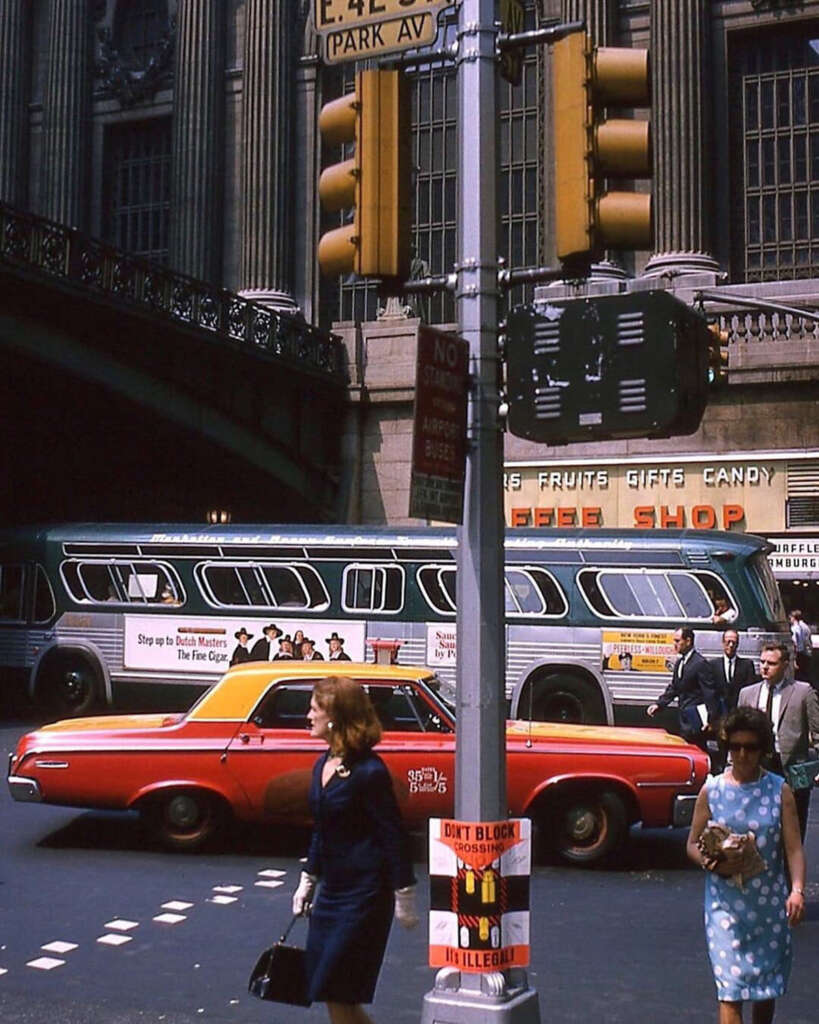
[757,681,785,752]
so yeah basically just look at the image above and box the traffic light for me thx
[317,69,411,281]
[552,29,652,267]
[505,291,710,444]
[708,322,730,384]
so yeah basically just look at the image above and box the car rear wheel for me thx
[530,673,606,725]
[39,652,100,717]
[142,790,226,851]
[546,789,627,866]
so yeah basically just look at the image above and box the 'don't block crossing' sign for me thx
[428,818,531,972]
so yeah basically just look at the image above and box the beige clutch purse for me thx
[697,821,766,888]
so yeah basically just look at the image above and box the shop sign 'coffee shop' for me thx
[504,451,819,621]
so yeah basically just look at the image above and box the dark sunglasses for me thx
[727,741,761,753]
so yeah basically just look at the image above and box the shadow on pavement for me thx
[37,808,313,859]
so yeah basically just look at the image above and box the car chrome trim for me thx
[33,760,70,769]
[8,775,43,802]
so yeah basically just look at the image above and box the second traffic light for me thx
[318,69,411,281]
[552,29,652,267]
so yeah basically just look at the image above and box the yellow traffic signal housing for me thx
[552,29,652,265]
[317,69,411,281]
[708,322,730,384]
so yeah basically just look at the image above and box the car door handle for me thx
[239,734,263,744]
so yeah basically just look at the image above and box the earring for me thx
[327,721,334,729]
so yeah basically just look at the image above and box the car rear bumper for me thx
[8,776,43,802]
[672,793,697,827]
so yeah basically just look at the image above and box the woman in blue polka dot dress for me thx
[687,707,806,1024]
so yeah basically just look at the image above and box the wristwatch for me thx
[792,885,804,895]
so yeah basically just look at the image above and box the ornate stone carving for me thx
[94,17,176,107]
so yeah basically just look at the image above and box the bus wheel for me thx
[548,789,627,866]
[531,674,605,725]
[142,790,226,851]
[40,653,100,718]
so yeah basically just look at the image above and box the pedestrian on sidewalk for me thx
[686,706,806,1024]
[291,676,418,1024]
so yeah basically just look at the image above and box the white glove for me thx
[394,885,419,930]
[292,871,317,916]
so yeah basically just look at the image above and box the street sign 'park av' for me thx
[313,0,453,64]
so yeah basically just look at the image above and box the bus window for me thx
[343,564,404,614]
[79,563,119,602]
[260,565,309,606]
[197,562,329,611]
[622,573,683,618]
[33,565,56,622]
[580,568,726,622]
[748,552,787,625]
[0,564,23,620]
[417,565,457,615]
[670,573,713,618]
[504,567,567,617]
[60,559,183,605]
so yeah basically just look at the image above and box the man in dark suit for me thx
[249,623,282,661]
[646,627,720,750]
[738,642,819,840]
[710,628,758,713]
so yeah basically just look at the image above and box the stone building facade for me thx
[1,0,818,611]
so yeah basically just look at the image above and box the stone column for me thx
[561,0,614,47]
[41,0,89,228]
[644,0,720,277]
[0,0,28,206]
[239,0,297,311]
[169,0,225,281]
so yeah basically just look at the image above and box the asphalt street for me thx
[2,717,818,1024]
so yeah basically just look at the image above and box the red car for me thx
[8,662,708,865]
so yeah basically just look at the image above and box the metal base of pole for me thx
[421,968,541,1024]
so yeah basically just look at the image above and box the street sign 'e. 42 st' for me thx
[314,1,453,64]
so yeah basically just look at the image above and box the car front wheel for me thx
[142,790,226,851]
[548,789,627,866]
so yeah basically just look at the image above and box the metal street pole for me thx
[421,1,539,1020]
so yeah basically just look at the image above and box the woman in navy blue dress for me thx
[292,676,418,1024]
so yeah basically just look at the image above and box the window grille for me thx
[105,118,172,264]
[730,25,819,281]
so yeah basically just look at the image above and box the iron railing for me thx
[0,202,346,382]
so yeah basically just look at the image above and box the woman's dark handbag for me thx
[248,915,311,1006]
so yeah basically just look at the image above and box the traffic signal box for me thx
[552,29,652,268]
[505,291,710,444]
[707,322,730,384]
[317,69,411,281]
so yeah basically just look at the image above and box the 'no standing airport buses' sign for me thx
[313,1,453,63]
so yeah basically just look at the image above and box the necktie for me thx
[764,683,774,723]
[728,659,734,685]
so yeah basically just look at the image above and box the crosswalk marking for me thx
[27,957,65,970]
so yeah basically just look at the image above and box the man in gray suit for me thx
[738,641,819,840]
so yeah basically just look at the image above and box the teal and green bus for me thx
[0,524,788,723]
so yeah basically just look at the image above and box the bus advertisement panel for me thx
[123,617,367,674]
